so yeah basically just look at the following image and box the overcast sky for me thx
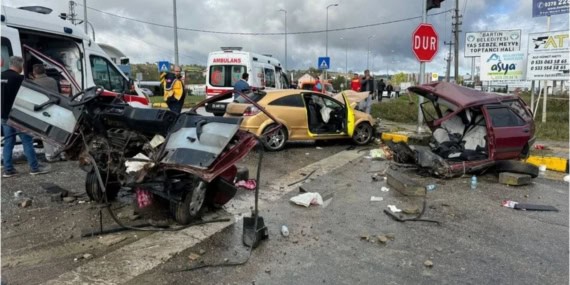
[4,0,569,75]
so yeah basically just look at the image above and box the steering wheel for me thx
[69,86,103,107]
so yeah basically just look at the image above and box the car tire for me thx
[85,169,120,203]
[261,124,288,151]
[495,160,539,178]
[352,122,373,145]
[171,179,207,225]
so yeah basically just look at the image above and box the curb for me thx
[381,132,569,173]
[525,155,569,173]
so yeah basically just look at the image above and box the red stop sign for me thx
[412,23,439,62]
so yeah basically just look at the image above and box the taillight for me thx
[244,106,260,116]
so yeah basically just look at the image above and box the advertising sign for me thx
[526,52,569,80]
[480,51,527,81]
[464,30,521,57]
[527,30,569,53]
[532,0,569,17]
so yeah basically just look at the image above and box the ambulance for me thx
[1,5,149,107]
[205,47,290,116]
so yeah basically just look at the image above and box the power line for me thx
[80,4,451,36]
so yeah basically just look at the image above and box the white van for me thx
[205,47,290,116]
[1,5,149,107]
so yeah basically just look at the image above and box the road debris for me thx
[188,253,201,261]
[235,179,257,190]
[287,169,317,186]
[82,253,94,260]
[377,235,388,243]
[98,235,127,247]
[360,235,370,241]
[370,196,384,202]
[501,200,558,211]
[426,184,437,192]
[290,192,323,207]
[18,198,32,208]
[564,175,570,182]
[281,225,290,237]
[199,249,206,255]
[403,206,420,215]
[316,146,323,150]
[13,191,23,198]
[381,186,390,192]
[499,172,531,186]
[424,260,433,267]
[63,196,76,203]
[387,205,402,213]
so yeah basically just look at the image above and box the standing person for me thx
[360,70,375,114]
[1,56,49,177]
[350,73,361,91]
[386,82,394,98]
[313,75,323,93]
[31,64,64,162]
[377,78,386,102]
[233,72,250,100]
[161,65,185,113]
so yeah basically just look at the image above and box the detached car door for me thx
[8,80,81,147]
[483,105,532,160]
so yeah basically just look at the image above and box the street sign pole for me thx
[417,0,427,133]
[542,15,551,123]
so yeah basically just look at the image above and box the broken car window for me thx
[504,100,532,122]
[487,107,526,127]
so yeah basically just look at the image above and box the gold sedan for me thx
[225,90,376,151]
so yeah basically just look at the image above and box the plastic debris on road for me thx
[501,200,518,208]
[281,225,289,237]
[13,190,23,198]
[539,165,547,172]
[381,186,390,192]
[235,179,257,190]
[290,192,324,207]
[368,146,393,160]
[564,175,570,182]
[426,184,437,192]
[387,205,402,213]
[370,196,384,202]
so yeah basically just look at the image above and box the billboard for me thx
[526,52,570,80]
[532,0,569,17]
[527,30,569,54]
[480,52,526,81]
[464,30,521,57]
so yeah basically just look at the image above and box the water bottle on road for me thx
[470,175,477,190]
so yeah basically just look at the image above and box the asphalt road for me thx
[0,141,352,285]
[128,159,569,285]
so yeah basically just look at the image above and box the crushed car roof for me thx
[408,82,518,108]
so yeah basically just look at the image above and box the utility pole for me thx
[452,0,462,81]
[278,9,287,71]
[83,0,88,34]
[173,0,179,66]
[417,0,427,133]
[68,1,77,24]
[444,41,453,82]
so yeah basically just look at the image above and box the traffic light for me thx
[426,0,445,11]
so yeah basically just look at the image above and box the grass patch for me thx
[373,91,569,141]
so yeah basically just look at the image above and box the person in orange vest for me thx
[350,73,361,91]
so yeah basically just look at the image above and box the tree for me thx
[390,72,408,86]
[331,76,348,91]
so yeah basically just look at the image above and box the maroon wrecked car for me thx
[388,82,537,178]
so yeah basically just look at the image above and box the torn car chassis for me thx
[8,63,282,228]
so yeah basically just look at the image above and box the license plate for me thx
[212,104,226,109]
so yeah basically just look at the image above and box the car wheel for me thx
[85,169,120,203]
[171,179,207,225]
[261,124,288,151]
[495,160,539,178]
[352,123,373,145]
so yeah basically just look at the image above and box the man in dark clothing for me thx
[233,72,250,100]
[1,56,48,177]
[377,79,386,102]
[360,70,374,114]
[386,82,394,98]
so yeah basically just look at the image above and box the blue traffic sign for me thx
[318,57,330,70]
[158,61,170,73]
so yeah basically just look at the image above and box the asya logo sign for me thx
[486,53,522,74]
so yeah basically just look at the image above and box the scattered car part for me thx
[495,160,539,178]
[383,188,440,224]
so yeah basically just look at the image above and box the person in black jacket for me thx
[360,70,375,114]
[377,79,386,102]
[386,82,394,98]
[1,56,48,177]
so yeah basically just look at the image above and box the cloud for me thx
[3,0,569,76]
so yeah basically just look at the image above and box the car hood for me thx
[408,81,518,108]
[333,90,369,109]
